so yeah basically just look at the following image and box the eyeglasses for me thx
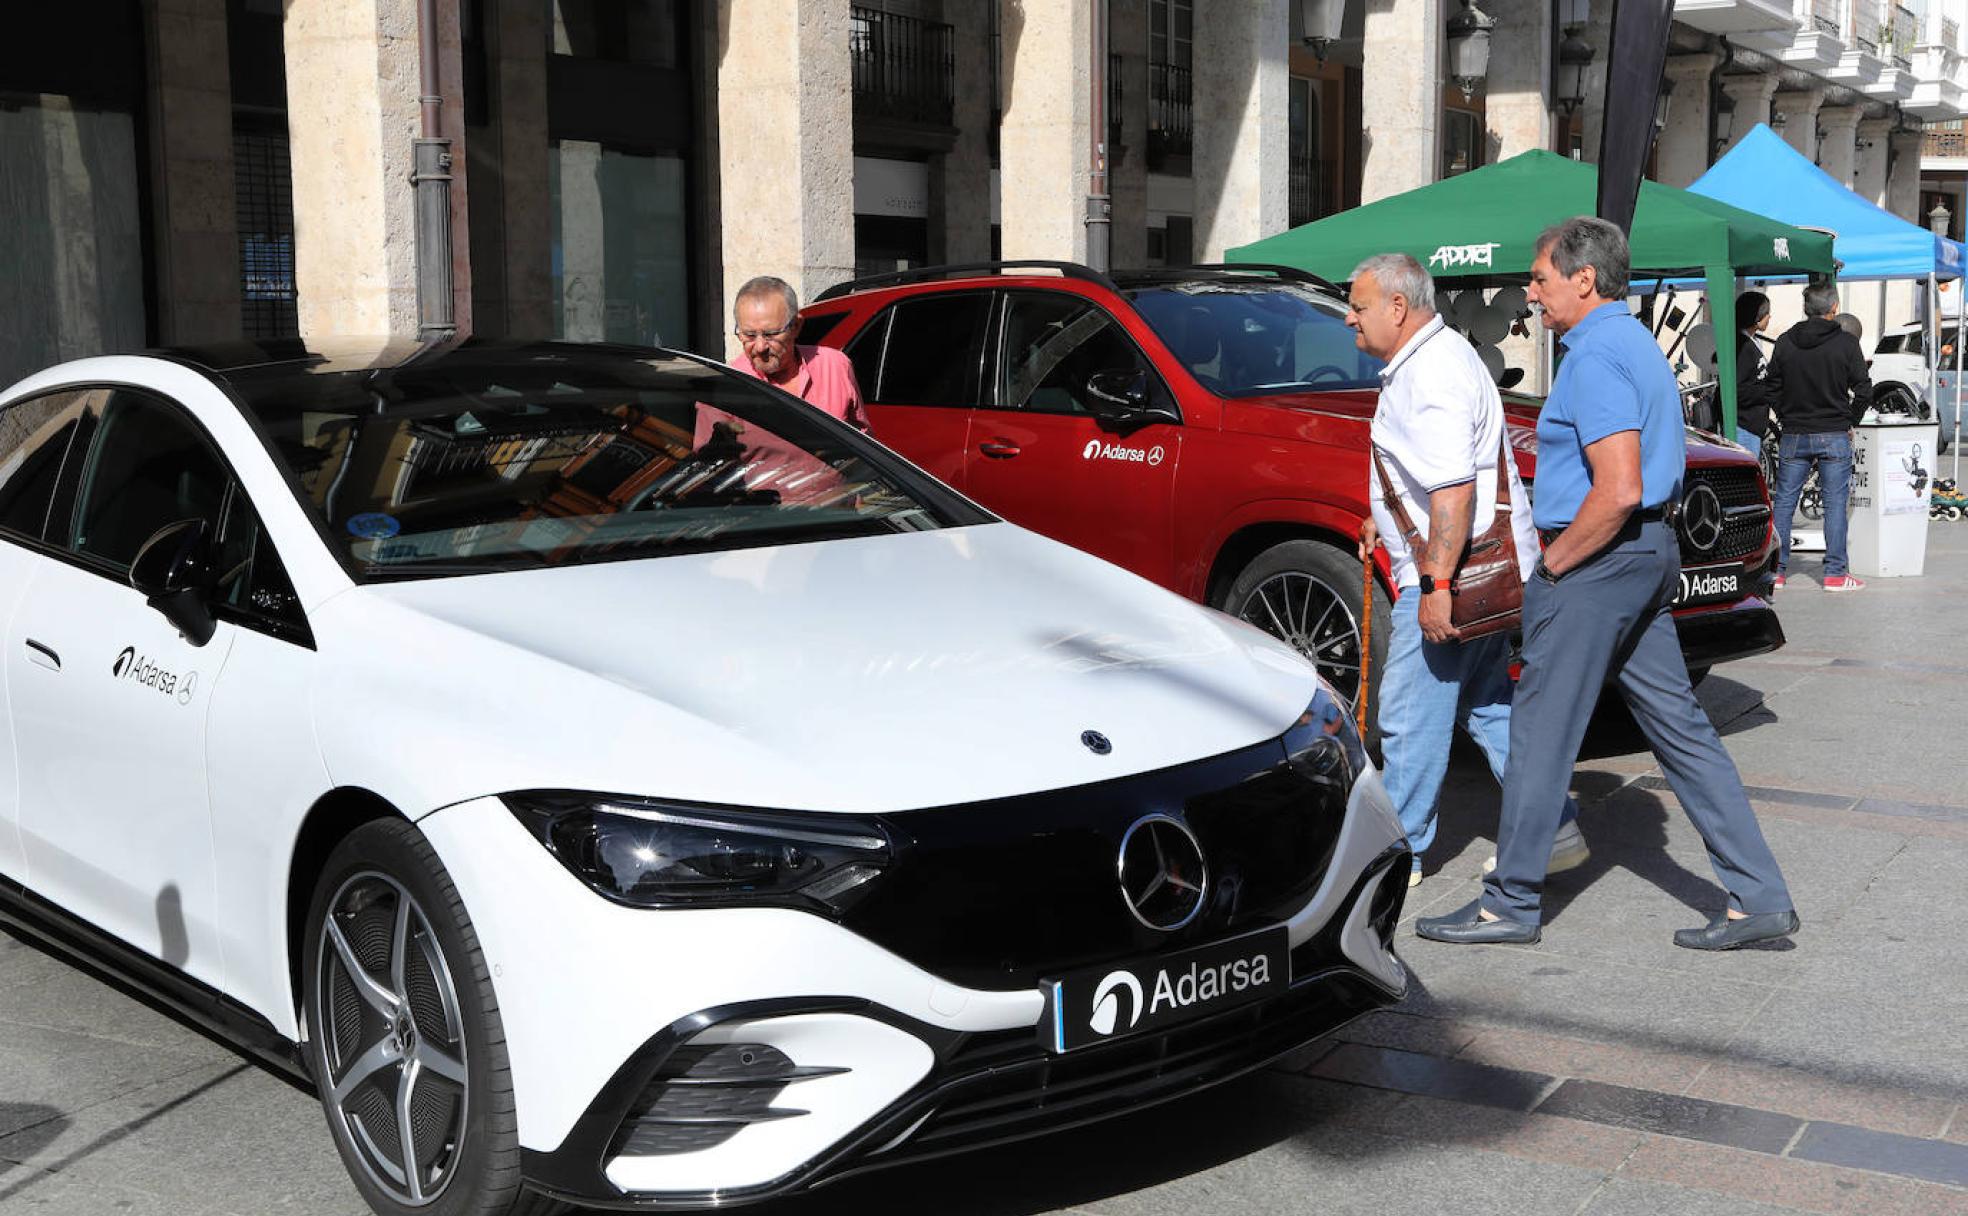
[734,322,796,342]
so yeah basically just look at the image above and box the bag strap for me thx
[1369,445,1426,553]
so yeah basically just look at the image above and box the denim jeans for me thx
[1772,429,1854,578]
[1376,591,1577,868]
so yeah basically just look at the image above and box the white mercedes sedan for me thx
[0,339,1409,1214]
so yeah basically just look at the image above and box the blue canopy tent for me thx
[1690,124,1967,460]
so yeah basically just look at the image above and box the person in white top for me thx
[1346,253,1582,888]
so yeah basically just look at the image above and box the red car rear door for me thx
[843,291,992,490]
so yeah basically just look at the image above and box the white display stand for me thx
[1849,420,1939,577]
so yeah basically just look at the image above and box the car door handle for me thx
[978,439,1022,459]
[24,639,60,671]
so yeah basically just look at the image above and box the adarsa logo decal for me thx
[1081,439,1166,466]
[1678,569,1739,600]
[1086,951,1274,1038]
[111,646,198,706]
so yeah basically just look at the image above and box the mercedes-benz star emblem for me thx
[1117,813,1208,931]
[1680,482,1725,554]
[1081,730,1112,755]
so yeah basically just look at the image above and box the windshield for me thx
[225,346,984,580]
[1128,281,1385,396]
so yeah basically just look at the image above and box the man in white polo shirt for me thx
[1346,253,1583,887]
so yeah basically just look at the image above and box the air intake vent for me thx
[612,1043,845,1157]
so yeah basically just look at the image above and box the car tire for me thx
[303,818,565,1216]
[1215,538,1390,744]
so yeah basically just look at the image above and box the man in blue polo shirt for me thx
[1417,217,1798,952]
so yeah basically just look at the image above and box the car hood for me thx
[310,523,1319,815]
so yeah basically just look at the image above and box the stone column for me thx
[285,0,471,339]
[930,0,995,264]
[1856,116,1894,205]
[1360,0,1442,201]
[1193,0,1289,259]
[1718,74,1779,155]
[1887,128,1923,223]
[1816,105,1863,189]
[716,0,853,346]
[1486,0,1552,160]
[1654,53,1718,188]
[1772,88,1826,162]
[1109,0,1150,269]
[145,0,240,343]
[999,0,1092,261]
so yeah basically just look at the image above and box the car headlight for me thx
[1281,684,1368,791]
[504,793,891,914]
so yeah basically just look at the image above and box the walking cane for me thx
[1356,554,1374,740]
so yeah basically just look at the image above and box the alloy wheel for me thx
[1235,570,1363,705]
[317,871,471,1208]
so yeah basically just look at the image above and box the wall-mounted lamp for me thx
[1771,108,1789,131]
[1300,0,1346,65]
[1654,81,1675,132]
[1556,27,1595,115]
[1446,0,1496,101]
[1712,88,1737,153]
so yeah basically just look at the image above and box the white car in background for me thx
[0,339,1410,1215]
[1869,321,1959,451]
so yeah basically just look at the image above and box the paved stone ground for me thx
[2,525,1964,1215]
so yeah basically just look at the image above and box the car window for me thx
[224,352,987,581]
[1902,330,1925,356]
[1875,334,1903,355]
[997,292,1172,416]
[0,389,98,543]
[843,307,891,401]
[65,390,230,573]
[1128,282,1384,396]
[213,490,308,641]
[866,293,990,407]
[795,311,848,345]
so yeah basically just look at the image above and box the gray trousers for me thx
[1482,519,1792,924]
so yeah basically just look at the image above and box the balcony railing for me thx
[1148,61,1192,157]
[1810,0,1841,36]
[850,6,954,127]
[1928,128,1968,157]
[1853,0,1883,53]
[1289,153,1330,227]
[1893,3,1917,65]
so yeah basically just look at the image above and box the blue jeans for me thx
[1736,427,1760,451]
[1772,430,1854,578]
[1377,591,1577,868]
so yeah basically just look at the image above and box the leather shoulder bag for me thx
[1370,440,1524,640]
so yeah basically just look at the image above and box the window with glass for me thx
[550,144,690,350]
[1149,0,1193,68]
[1442,108,1483,178]
[0,389,97,542]
[222,349,987,580]
[66,391,230,573]
[858,294,993,407]
[998,293,1172,416]
[1128,282,1385,396]
[549,0,680,66]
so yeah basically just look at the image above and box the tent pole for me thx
[1708,266,1738,440]
[1955,295,1963,485]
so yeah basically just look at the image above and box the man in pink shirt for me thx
[729,275,870,431]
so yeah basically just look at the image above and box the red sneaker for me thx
[1772,574,1786,591]
[1823,574,1867,592]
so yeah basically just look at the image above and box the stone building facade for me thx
[6,0,1968,391]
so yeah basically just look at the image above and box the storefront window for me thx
[1442,108,1483,178]
[551,0,680,67]
[550,143,689,349]
[0,95,146,389]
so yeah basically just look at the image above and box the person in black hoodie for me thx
[1733,290,1776,451]
[1765,280,1872,592]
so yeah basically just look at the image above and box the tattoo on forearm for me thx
[1422,489,1474,575]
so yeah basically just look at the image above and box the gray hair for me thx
[1535,216,1630,300]
[734,274,799,322]
[1802,281,1841,318]
[1349,253,1437,315]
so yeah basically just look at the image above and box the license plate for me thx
[1039,925,1288,1054]
[1673,562,1744,608]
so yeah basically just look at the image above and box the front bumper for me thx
[418,767,1409,1209]
[1671,596,1786,670]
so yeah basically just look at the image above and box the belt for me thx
[1538,506,1667,548]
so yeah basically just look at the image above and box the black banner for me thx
[1594,0,1677,235]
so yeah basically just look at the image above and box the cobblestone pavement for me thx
[2,527,1965,1215]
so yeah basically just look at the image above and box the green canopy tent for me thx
[1226,149,1837,436]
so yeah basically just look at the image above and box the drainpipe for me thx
[414,0,456,339]
[1087,0,1112,271]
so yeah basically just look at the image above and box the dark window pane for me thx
[844,308,892,403]
[796,312,848,345]
[214,491,305,633]
[871,294,990,407]
[0,389,93,540]
[1000,294,1163,415]
[69,392,229,571]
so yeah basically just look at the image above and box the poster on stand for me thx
[1881,437,1934,517]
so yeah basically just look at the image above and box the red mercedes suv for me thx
[798,262,1782,707]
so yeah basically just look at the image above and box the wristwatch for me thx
[1418,573,1442,594]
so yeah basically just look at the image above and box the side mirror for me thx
[1086,368,1179,427]
[130,519,218,646]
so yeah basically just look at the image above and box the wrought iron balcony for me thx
[850,6,954,127]
[1289,153,1330,228]
[1148,61,1192,159]
[1893,3,1916,66]
[1927,126,1968,157]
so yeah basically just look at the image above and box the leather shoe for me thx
[1415,911,1541,945]
[1672,910,1800,951]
